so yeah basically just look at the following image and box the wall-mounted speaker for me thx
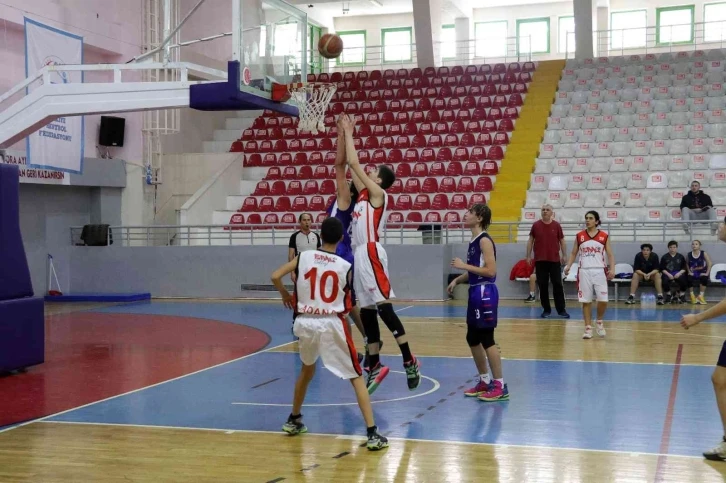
[99,116,125,147]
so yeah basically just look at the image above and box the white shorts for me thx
[293,315,362,379]
[353,242,396,308]
[577,268,609,303]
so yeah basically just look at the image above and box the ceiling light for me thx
[369,0,383,6]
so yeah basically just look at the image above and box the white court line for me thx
[38,420,702,460]
[406,355,712,367]
[395,305,414,313]
[232,371,440,407]
[0,339,297,435]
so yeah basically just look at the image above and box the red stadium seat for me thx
[436,147,452,161]
[372,149,386,164]
[313,165,328,179]
[315,212,327,223]
[319,138,333,150]
[499,119,515,132]
[244,140,258,153]
[422,177,438,193]
[470,193,486,206]
[404,178,421,194]
[308,152,324,166]
[309,195,326,212]
[340,91,353,102]
[425,212,442,223]
[247,213,262,225]
[269,180,286,196]
[358,150,371,163]
[413,194,431,210]
[442,110,456,123]
[389,149,403,163]
[225,213,245,231]
[396,194,412,210]
[244,153,261,167]
[396,163,412,178]
[258,196,274,211]
[403,99,417,111]
[481,161,499,175]
[320,180,335,194]
[395,136,410,149]
[451,120,466,133]
[412,162,429,177]
[380,136,395,149]
[502,107,519,120]
[429,161,445,176]
[425,110,441,123]
[388,178,403,194]
[405,212,423,226]
[276,153,292,166]
[292,197,308,212]
[446,162,464,177]
[461,132,477,146]
[432,193,449,210]
[253,181,270,196]
[457,177,475,192]
[492,131,510,145]
[285,180,302,196]
[471,146,487,161]
[420,148,435,162]
[274,196,292,212]
[404,123,418,136]
[293,153,308,165]
[464,162,480,176]
[469,85,482,97]
[477,133,492,146]
[404,149,419,163]
[444,134,459,147]
[261,153,277,167]
[263,213,279,226]
[472,108,487,122]
[241,197,258,212]
[387,211,404,228]
[380,112,395,124]
[389,100,403,112]
[241,129,254,141]
[411,135,427,148]
[487,146,504,161]
[475,177,493,192]
[428,135,443,148]
[265,166,282,180]
[302,180,318,195]
[450,194,467,210]
[364,137,380,150]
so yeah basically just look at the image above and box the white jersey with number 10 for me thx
[295,250,352,316]
[351,189,386,248]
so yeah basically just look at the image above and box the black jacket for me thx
[680,190,713,210]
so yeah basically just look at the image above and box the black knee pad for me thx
[481,328,496,350]
[361,308,380,344]
[465,326,480,347]
[377,303,406,337]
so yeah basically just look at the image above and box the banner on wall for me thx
[0,149,69,185]
[24,18,84,174]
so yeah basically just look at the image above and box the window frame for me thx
[517,17,551,55]
[441,24,456,60]
[609,9,648,50]
[335,30,367,66]
[474,20,509,58]
[704,2,726,42]
[381,26,413,63]
[655,4,695,45]
[558,15,575,54]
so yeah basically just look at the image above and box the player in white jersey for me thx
[339,114,421,395]
[564,210,615,340]
[271,217,388,451]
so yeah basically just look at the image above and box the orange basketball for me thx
[318,33,344,59]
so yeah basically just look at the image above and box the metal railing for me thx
[566,21,726,59]
[70,220,721,248]
[309,36,532,74]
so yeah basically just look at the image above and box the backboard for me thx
[232,0,308,97]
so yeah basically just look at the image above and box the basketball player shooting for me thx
[338,114,422,395]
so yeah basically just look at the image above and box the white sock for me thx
[363,336,368,345]
[596,320,604,325]
[495,378,504,386]
[480,373,491,384]
[529,291,535,296]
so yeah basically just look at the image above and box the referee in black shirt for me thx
[288,213,321,283]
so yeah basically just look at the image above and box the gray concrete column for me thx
[573,0,597,59]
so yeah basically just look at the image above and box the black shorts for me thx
[719,341,726,368]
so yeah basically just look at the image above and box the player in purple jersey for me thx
[328,116,381,369]
[447,204,508,402]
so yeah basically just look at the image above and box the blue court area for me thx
[39,300,724,459]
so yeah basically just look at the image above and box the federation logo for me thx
[42,56,69,85]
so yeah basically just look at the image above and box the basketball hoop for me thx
[273,82,336,135]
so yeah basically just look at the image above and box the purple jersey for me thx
[326,199,354,265]
[688,251,707,277]
[465,231,498,328]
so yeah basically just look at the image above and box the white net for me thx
[288,83,337,135]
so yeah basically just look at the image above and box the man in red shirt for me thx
[526,204,570,318]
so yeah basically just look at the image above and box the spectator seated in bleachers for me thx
[680,180,717,234]
[625,243,664,305]
[687,239,713,305]
[660,240,688,304]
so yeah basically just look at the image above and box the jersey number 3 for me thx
[304,268,339,303]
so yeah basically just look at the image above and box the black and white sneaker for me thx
[625,295,636,305]
[366,427,389,451]
[703,437,726,461]
[524,294,536,303]
[679,294,687,304]
[404,357,421,390]
[282,414,307,435]
[656,295,665,305]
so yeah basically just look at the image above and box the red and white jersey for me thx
[575,229,609,269]
[295,250,352,316]
[351,189,386,247]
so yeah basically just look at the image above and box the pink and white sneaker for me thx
[583,326,593,339]
[464,380,491,397]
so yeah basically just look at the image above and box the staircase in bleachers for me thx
[212,63,537,239]
[521,49,726,241]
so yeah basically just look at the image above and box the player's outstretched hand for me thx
[339,114,355,135]
[281,292,294,310]
[563,265,570,276]
[451,257,466,270]
[447,281,457,295]
[681,313,699,329]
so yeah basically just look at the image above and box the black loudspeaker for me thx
[99,116,125,147]
[80,224,113,246]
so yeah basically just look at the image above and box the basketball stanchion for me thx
[47,253,63,296]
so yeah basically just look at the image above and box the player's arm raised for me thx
[271,257,298,309]
[340,115,385,206]
[334,115,351,210]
